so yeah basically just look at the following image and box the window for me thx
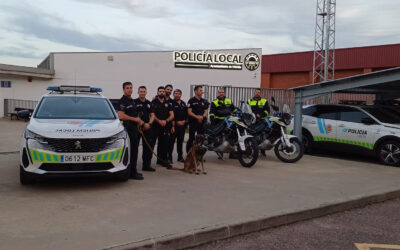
[361,106,400,124]
[303,106,317,116]
[1,81,11,88]
[35,96,116,119]
[307,105,338,120]
[338,107,370,123]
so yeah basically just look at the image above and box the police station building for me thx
[0,48,262,117]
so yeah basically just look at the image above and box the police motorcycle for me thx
[203,104,259,168]
[248,97,304,163]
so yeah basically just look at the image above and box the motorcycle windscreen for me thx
[282,104,291,114]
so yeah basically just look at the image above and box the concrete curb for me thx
[106,189,400,250]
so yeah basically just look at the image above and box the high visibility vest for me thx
[213,98,233,107]
[211,98,234,120]
[247,98,269,117]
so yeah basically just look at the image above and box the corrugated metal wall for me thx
[191,85,375,112]
[262,43,400,73]
[4,99,38,117]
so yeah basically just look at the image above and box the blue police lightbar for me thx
[90,87,102,92]
[47,86,60,91]
[60,85,91,92]
[47,85,102,93]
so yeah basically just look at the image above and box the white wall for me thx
[52,49,261,100]
[0,76,51,117]
[1,48,262,117]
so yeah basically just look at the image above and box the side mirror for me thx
[17,110,31,120]
[271,96,276,103]
[361,117,375,125]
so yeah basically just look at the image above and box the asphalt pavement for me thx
[194,198,400,250]
[1,118,400,249]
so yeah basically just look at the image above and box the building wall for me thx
[52,49,261,100]
[0,48,262,117]
[261,67,393,89]
[0,75,51,117]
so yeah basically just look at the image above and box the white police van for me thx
[297,104,400,166]
[19,86,131,184]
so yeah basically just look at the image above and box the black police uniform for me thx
[151,97,173,165]
[186,96,209,153]
[134,98,154,170]
[170,100,187,162]
[119,95,140,176]
[164,97,174,163]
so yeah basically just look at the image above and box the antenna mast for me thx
[312,0,336,83]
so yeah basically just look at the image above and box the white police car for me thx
[297,104,400,166]
[19,86,131,184]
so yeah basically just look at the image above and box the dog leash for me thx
[137,125,173,168]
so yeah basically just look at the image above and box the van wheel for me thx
[377,140,400,166]
[20,166,35,185]
[302,131,314,154]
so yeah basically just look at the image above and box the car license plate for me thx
[61,155,96,163]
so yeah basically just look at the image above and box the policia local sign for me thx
[173,51,260,71]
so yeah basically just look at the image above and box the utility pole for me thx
[312,0,336,84]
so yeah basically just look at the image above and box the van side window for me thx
[338,107,370,123]
[315,105,338,120]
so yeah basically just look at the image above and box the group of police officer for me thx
[118,82,270,180]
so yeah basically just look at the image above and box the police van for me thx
[19,86,131,184]
[296,104,400,166]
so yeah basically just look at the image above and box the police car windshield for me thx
[361,106,400,124]
[35,96,116,119]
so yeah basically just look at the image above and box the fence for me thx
[190,85,375,112]
[4,99,39,117]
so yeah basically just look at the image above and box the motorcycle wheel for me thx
[237,137,259,168]
[274,137,304,163]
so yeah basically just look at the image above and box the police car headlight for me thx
[106,130,126,148]
[25,129,48,144]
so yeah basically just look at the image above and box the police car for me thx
[19,86,131,184]
[297,104,400,166]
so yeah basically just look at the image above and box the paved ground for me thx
[1,118,400,250]
[0,118,27,153]
[195,198,400,250]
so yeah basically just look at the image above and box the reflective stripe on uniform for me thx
[213,98,232,107]
[248,98,269,116]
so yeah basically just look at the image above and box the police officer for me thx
[209,88,237,159]
[165,84,175,164]
[134,86,156,172]
[209,88,237,125]
[187,85,209,153]
[170,89,187,163]
[118,82,144,180]
[151,86,174,167]
[248,88,270,156]
[247,88,270,120]
[165,84,173,104]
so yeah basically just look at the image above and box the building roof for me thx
[0,63,54,79]
[262,43,400,73]
[291,67,400,101]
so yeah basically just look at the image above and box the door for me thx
[336,106,378,150]
[303,105,338,143]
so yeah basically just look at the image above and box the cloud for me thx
[1,0,400,67]
[1,3,166,53]
[73,0,175,18]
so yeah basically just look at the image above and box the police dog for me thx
[170,134,207,174]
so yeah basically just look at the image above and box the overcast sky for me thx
[0,0,399,67]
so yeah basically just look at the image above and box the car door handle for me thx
[311,121,317,124]
[338,124,345,127]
